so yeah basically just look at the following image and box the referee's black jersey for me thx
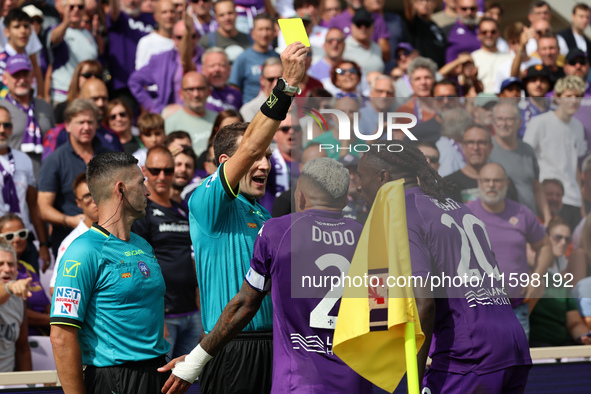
[132,199,198,315]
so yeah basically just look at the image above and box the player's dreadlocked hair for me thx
[365,140,451,203]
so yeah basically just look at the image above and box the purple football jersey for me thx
[405,188,531,375]
[247,210,372,393]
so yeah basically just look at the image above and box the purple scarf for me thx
[0,148,20,212]
[6,93,42,154]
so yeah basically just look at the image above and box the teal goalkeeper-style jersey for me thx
[50,224,170,367]
[189,163,273,333]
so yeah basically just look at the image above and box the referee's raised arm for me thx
[222,42,307,190]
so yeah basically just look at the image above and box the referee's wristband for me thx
[5,280,15,296]
[260,86,292,121]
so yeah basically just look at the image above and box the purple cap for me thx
[395,42,415,53]
[500,77,522,92]
[5,55,32,74]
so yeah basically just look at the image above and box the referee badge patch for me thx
[138,261,150,278]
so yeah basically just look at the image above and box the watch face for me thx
[276,78,286,91]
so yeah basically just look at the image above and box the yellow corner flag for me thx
[333,179,425,393]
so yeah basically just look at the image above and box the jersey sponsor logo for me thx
[62,260,81,278]
[54,287,81,318]
[290,333,333,355]
[205,171,218,188]
[127,18,154,33]
[138,261,150,278]
[125,249,144,256]
[158,223,189,233]
[509,216,519,226]
[121,272,131,278]
[247,222,257,228]
[153,208,165,217]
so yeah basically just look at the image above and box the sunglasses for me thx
[326,37,345,44]
[190,0,210,3]
[460,6,477,11]
[109,111,128,121]
[336,67,359,75]
[278,126,302,133]
[175,33,198,40]
[80,72,102,79]
[480,29,497,36]
[395,49,411,60]
[146,167,174,176]
[552,234,572,244]
[354,21,372,28]
[0,229,28,242]
[424,155,439,164]
[568,58,587,66]
[0,122,12,129]
[69,3,85,10]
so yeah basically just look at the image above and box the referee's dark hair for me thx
[87,152,138,204]
[212,122,249,166]
[363,140,451,203]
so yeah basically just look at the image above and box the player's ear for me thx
[378,169,389,186]
[219,154,230,164]
[295,189,306,212]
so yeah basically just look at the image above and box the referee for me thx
[50,152,170,394]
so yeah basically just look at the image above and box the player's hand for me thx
[7,277,33,300]
[280,42,308,89]
[159,355,193,394]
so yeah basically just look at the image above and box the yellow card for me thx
[278,18,311,47]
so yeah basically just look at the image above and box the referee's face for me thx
[239,146,272,200]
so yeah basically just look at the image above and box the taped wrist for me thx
[260,86,292,121]
[171,344,213,383]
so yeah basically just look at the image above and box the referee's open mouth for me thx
[252,176,267,187]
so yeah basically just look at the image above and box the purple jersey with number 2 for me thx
[246,209,372,393]
[405,187,531,376]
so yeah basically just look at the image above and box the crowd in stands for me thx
[2,0,591,380]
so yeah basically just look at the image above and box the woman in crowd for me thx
[104,99,141,154]
[53,60,103,123]
[0,214,50,336]
[331,60,362,98]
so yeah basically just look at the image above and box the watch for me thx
[276,78,301,95]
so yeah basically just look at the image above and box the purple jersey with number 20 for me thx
[405,187,531,376]
[246,209,372,393]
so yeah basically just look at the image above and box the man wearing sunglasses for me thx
[472,18,512,93]
[135,0,177,70]
[467,163,553,336]
[343,9,384,74]
[48,0,98,103]
[132,147,202,361]
[445,0,480,64]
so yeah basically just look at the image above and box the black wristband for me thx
[260,86,293,121]
[39,241,51,247]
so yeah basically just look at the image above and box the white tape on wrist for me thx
[171,344,213,383]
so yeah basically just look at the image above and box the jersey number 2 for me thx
[309,253,350,330]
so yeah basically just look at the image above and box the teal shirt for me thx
[50,224,170,367]
[189,163,273,333]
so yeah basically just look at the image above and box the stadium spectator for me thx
[191,0,217,37]
[198,0,250,63]
[165,130,192,157]
[0,55,55,175]
[417,140,440,171]
[342,8,384,74]
[330,59,363,98]
[524,76,586,230]
[409,79,459,143]
[0,213,50,336]
[134,0,176,70]
[364,0,404,73]
[356,142,532,391]
[129,19,204,114]
[544,217,586,283]
[133,112,166,167]
[239,57,282,122]
[392,42,419,99]
[432,0,457,28]
[48,0,99,103]
[483,1,509,53]
[489,101,550,223]
[498,77,523,99]
[160,158,372,393]
[162,43,307,394]
[338,153,366,222]
[0,106,49,268]
[397,57,437,123]
[132,146,202,359]
[38,99,110,256]
[561,49,591,152]
[581,156,591,216]
[170,144,197,205]
[320,0,342,26]
[274,1,328,52]
[307,27,346,96]
[327,0,390,62]
[171,0,186,20]
[532,33,565,87]
[105,99,141,154]
[471,18,512,93]
[201,47,242,113]
[528,0,551,24]
[517,64,551,138]
[229,14,279,103]
[164,71,217,156]
[359,75,395,137]
[445,0,480,64]
[51,152,170,392]
[542,179,582,232]
[557,3,591,65]
[402,0,447,68]
[309,97,360,159]
[435,108,471,177]
[0,241,32,373]
[467,163,553,337]
[49,172,98,294]
[107,0,156,111]
[53,60,102,123]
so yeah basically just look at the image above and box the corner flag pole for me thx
[404,309,420,394]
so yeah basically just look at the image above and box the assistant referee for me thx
[50,152,171,394]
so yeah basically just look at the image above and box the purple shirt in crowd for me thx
[205,85,243,113]
[246,210,372,393]
[17,260,50,335]
[445,21,480,63]
[405,188,531,375]
[466,198,546,305]
[107,11,155,91]
[327,10,390,42]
